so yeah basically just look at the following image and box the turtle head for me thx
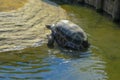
[46,24,55,30]
[46,24,52,29]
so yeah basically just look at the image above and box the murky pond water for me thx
[61,5,120,80]
[0,2,120,80]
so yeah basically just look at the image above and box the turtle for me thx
[46,20,90,50]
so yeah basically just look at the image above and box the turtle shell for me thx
[54,20,87,44]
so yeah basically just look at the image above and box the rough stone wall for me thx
[103,0,114,15]
[112,0,120,21]
[78,0,120,22]
[83,0,114,15]
[75,0,115,14]
[55,0,120,22]
[84,0,96,7]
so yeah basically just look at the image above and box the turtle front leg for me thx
[47,34,54,48]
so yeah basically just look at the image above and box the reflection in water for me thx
[0,44,107,80]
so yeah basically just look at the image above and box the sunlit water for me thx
[0,0,66,52]
[0,1,120,80]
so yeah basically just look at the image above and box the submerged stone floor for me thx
[0,0,67,52]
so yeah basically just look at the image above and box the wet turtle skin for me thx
[46,20,90,50]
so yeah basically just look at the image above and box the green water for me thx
[0,3,120,80]
[61,5,120,80]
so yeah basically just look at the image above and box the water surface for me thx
[0,44,107,80]
[0,2,120,80]
[61,5,120,80]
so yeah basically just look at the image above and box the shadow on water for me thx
[55,47,92,59]
[47,43,92,59]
